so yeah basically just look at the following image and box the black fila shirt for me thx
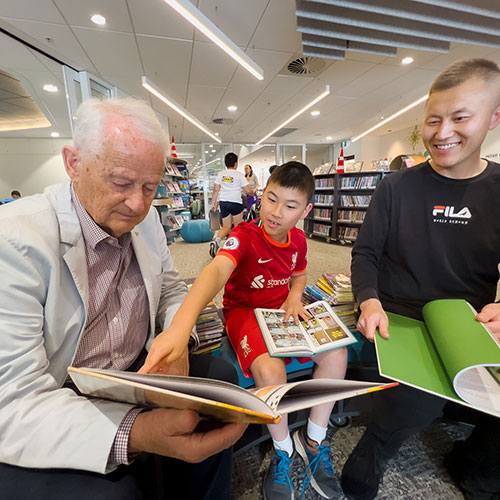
[351,160,500,319]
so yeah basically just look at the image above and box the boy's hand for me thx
[139,328,191,375]
[280,298,310,325]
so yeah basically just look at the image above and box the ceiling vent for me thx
[280,56,326,77]
[271,127,297,137]
[211,117,234,125]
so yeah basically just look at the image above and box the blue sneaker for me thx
[293,427,341,499]
[263,449,295,500]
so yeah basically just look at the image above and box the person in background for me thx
[341,58,500,500]
[143,162,347,500]
[1,190,21,204]
[209,152,253,257]
[244,164,260,221]
[0,97,246,500]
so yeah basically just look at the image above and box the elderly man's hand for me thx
[129,409,247,462]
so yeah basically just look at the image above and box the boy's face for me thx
[422,77,500,177]
[259,182,312,243]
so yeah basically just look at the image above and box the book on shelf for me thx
[255,300,357,358]
[375,299,500,418]
[340,175,379,190]
[338,226,359,240]
[68,366,397,424]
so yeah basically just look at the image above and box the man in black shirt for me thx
[341,58,500,500]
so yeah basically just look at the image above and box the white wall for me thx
[0,138,69,198]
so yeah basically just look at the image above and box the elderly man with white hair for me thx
[0,97,246,500]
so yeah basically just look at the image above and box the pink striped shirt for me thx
[71,186,149,466]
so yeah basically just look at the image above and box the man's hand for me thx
[357,298,389,342]
[476,303,500,338]
[129,408,247,462]
[280,298,310,325]
[139,328,190,374]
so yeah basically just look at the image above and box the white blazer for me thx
[0,182,192,473]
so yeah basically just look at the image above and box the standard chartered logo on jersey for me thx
[250,274,290,289]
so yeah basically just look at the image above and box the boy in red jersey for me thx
[142,162,347,499]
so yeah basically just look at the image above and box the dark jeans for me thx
[0,355,239,500]
[366,383,500,493]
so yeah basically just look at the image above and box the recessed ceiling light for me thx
[205,150,209,153]
[292,155,297,159]
[311,110,320,116]
[215,132,219,136]
[326,136,332,140]
[50,132,60,138]
[227,105,238,112]
[211,149,216,153]
[43,84,58,93]
[91,14,106,25]
[402,56,414,65]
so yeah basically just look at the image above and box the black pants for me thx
[0,355,239,500]
[367,383,500,494]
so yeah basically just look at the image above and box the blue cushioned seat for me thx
[180,219,214,243]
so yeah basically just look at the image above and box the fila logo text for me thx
[432,205,471,219]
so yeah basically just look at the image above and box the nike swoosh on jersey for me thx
[258,258,272,264]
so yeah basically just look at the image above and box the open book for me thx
[68,366,396,425]
[375,299,500,418]
[255,300,357,357]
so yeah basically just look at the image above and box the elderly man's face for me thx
[66,123,165,238]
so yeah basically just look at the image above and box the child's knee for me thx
[252,358,286,385]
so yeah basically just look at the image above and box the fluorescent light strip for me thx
[351,95,428,142]
[162,0,264,81]
[142,77,221,143]
[256,85,330,145]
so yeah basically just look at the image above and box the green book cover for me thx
[375,299,500,417]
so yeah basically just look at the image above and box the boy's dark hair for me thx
[11,190,21,198]
[268,161,314,202]
[430,58,500,104]
[225,152,238,168]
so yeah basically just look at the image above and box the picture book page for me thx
[250,379,396,414]
[303,301,354,350]
[258,309,314,352]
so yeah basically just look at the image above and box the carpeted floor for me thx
[169,236,467,499]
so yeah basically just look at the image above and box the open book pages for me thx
[376,299,500,418]
[68,366,396,425]
[255,300,357,357]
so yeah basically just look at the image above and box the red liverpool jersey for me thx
[218,219,307,311]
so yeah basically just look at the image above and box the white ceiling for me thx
[0,0,500,145]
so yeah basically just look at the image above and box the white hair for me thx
[72,97,169,158]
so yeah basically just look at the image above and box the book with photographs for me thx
[375,299,500,418]
[255,300,357,358]
[68,366,396,425]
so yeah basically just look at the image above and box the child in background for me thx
[142,162,347,500]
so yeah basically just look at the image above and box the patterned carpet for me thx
[232,419,468,499]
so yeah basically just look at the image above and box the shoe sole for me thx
[293,431,331,499]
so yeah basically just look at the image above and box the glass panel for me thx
[204,143,234,215]
[90,78,112,100]
[280,145,302,163]
[306,144,332,172]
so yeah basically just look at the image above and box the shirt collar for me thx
[70,183,131,250]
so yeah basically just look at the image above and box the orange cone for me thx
[337,147,344,173]
[171,136,178,158]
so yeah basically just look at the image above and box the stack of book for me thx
[193,301,224,354]
[302,273,356,329]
